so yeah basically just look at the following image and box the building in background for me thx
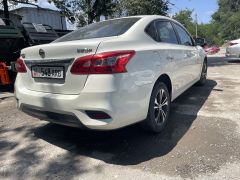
[11,7,67,30]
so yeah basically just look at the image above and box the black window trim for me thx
[144,20,158,42]
[145,19,181,45]
[55,17,141,42]
[171,22,196,47]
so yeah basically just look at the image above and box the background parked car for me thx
[204,45,220,55]
[226,38,240,58]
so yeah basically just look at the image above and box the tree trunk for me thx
[3,0,9,20]
[96,16,100,22]
[87,13,94,24]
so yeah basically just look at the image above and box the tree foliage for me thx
[118,0,169,16]
[173,9,222,45]
[172,9,195,35]
[51,0,170,26]
[173,1,240,45]
[212,0,240,42]
[51,0,117,26]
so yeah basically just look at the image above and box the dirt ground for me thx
[0,51,240,180]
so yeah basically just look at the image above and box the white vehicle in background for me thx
[15,15,207,133]
[226,38,240,58]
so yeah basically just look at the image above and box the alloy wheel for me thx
[154,88,169,125]
[202,62,207,79]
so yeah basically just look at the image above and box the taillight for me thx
[230,42,238,46]
[70,50,135,75]
[15,58,27,73]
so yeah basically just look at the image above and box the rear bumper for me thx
[20,104,85,128]
[15,76,149,130]
[226,53,240,58]
[15,86,119,130]
[226,47,240,58]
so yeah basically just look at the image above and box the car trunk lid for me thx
[20,38,110,95]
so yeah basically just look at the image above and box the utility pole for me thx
[195,13,198,38]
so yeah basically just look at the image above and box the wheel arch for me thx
[154,74,172,99]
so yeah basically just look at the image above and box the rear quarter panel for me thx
[96,38,173,123]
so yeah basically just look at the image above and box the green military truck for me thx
[0,18,25,85]
[0,18,25,66]
[0,18,62,85]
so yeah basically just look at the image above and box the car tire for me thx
[142,82,171,133]
[196,60,207,86]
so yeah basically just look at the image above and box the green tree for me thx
[51,0,117,26]
[217,0,240,12]
[172,9,195,35]
[118,0,169,16]
[51,0,169,26]
[173,9,222,45]
[212,0,240,42]
[197,23,222,45]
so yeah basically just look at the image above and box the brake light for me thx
[70,50,135,74]
[16,58,27,73]
[230,42,238,46]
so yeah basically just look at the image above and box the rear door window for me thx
[155,21,179,44]
[55,18,141,42]
[173,23,193,46]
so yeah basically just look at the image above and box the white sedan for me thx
[226,38,240,58]
[15,15,207,133]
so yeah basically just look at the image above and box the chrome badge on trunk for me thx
[77,48,93,54]
[39,49,45,59]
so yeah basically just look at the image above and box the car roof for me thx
[231,38,240,43]
[108,15,173,21]
[106,15,183,28]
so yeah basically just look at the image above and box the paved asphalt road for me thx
[0,53,240,180]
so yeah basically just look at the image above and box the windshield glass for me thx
[54,18,141,42]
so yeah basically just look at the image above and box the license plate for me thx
[31,66,64,79]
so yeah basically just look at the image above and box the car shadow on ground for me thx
[0,84,14,93]
[33,79,217,166]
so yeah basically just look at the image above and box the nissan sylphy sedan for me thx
[15,15,207,133]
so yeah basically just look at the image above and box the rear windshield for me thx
[54,18,141,42]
